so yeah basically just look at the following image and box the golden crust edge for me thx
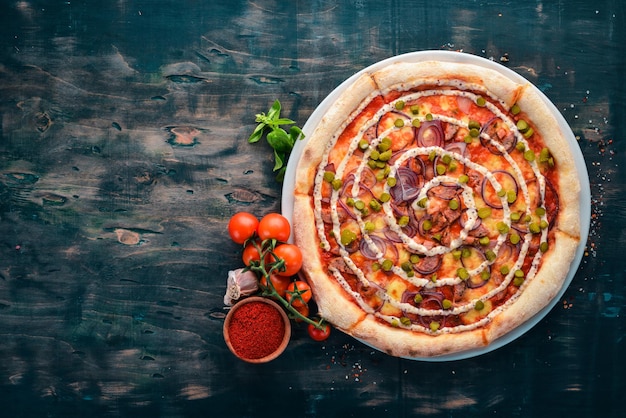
[290,60,583,358]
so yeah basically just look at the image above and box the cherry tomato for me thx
[307,322,331,341]
[242,241,263,266]
[293,303,310,322]
[271,244,303,276]
[286,280,312,307]
[259,274,292,298]
[257,213,291,242]
[228,212,259,244]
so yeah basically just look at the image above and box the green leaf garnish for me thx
[248,100,305,182]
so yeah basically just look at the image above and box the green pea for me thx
[529,222,541,234]
[323,171,335,182]
[394,118,405,128]
[516,120,529,132]
[507,190,517,204]
[395,100,405,110]
[510,233,521,245]
[414,294,423,304]
[426,113,434,121]
[436,164,446,175]
[381,259,393,271]
[331,179,343,190]
[398,215,409,226]
[476,97,486,107]
[524,150,535,162]
[364,221,376,233]
[412,118,421,128]
[369,200,381,212]
[540,241,549,252]
[500,265,510,275]
[359,139,369,150]
[449,199,459,210]
[474,300,485,311]
[477,207,492,219]
[422,219,433,231]
[340,229,357,246]
[468,120,481,130]
[379,149,392,162]
[458,174,469,184]
[410,104,420,115]
[442,299,452,309]
[429,321,440,332]
[511,103,521,115]
[400,316,411,326]
[457,267,470,280]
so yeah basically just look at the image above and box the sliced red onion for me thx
[444,141,467,157]
[466,268,491,289]
[459,210,482,231]
[390,167,423,202]
[401,290,419,304]
[383,227,403,243]
[359,235,387,260]
[337,198,358,220]
[480,117,517,155]
[481,170,519,209]
[417,120,444,148]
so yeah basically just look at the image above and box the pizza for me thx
[291,58,581,358]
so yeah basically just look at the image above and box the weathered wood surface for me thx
[0,1,624,416]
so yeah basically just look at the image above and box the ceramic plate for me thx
[282,50,590,361]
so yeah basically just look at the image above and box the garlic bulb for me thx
[223,268,259,306]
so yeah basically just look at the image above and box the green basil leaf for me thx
[266,128,293,152]
[273,117,296,125]
[273,149,285,172]
[248,122,266,143]
[267,100,281,120]
[275,166,287,183]
[289,125,305,141]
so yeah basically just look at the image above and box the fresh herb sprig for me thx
[248,100,305,182]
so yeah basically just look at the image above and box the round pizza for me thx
[292,58,581,358]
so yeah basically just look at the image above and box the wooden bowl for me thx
[223,296,291,363]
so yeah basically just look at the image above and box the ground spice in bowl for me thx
[223,296,291,363]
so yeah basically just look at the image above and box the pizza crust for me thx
[292,58,582,358]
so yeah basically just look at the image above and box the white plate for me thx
[281,50,591,361]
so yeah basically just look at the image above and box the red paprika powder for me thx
[227,300,286,360]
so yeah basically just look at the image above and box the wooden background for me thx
[0,1,624,417]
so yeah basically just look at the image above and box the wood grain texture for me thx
[0,0,624,416]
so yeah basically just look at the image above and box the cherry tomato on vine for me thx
[307,323,331,341]
[228,212,259,244]
[259,274,292,298]
[257,213,291,242]
[242,241,263,266]
[271,244,303,276]
[293,303,309,322]
[286,280,312,307]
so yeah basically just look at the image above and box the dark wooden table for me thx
[0,1,623,417]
